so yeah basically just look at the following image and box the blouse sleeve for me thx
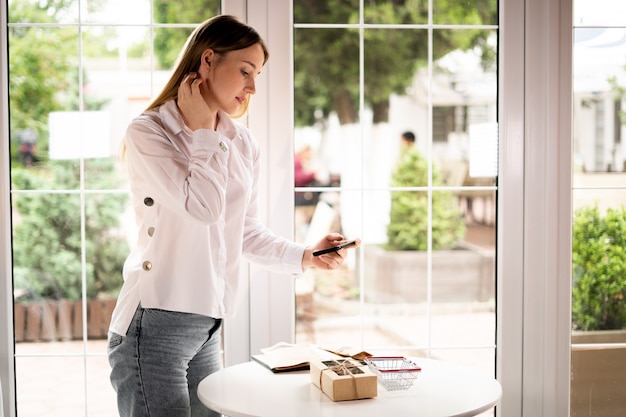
[125,112,230,224]
[238,127,306,274]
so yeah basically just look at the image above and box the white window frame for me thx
[221,0,297,367]
[1,0,16,414]
[243,0,573,416]
[0,0,574,416]
[498,0,572,415]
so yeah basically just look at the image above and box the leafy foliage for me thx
[9,0,128,301]
[8,8,75,161]
[572,205,626,331]
[8,0,113,164]
[386,149,465,251]
[294,0,497,126]
[12,160,129,301]
[152,0,221,69]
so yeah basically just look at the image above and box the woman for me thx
[107,15,360,417]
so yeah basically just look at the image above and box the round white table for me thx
[198,357,502,417]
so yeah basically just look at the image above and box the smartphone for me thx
[312,240,357,257]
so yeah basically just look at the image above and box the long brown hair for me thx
[120,15,269,158]
[148,14,269,116]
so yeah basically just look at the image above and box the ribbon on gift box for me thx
[319,360,363,398]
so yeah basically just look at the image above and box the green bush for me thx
[12,159,129,301]
[572,205,626,331]
[386,149,465,251]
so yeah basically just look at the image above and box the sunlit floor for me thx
[14,340,114,417]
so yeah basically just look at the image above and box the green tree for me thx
[152,0,221,69]
[9,1,116,163]
[294,0,497,126]
[8,2,76,162]
[9,0,128,301]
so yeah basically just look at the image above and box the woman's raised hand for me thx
[177,72,217,131]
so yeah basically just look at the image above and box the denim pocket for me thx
[107,332,123,349]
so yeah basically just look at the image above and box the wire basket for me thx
[365,357,421,391]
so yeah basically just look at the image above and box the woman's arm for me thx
[125,113,229,224]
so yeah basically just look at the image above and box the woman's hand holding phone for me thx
[306,234,360,270]
[312,240,357,256]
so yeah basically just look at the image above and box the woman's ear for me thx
[201,49,215,69]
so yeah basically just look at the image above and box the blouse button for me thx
[147,227,155,237]
[142,261,152,271]
[219,141,229,152]
[144,197,154,207]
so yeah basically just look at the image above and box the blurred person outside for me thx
[400,130,416,150]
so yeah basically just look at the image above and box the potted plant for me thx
[386,149,465,251]
[571,204,626,416]
[363,149,494,304]
[572,205,626,331]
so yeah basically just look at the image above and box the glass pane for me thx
[432,29,497,191]
[293,126,343,244]
[8,0,79,24]
[430,250,495,337]
[294,28,360,127]
[14,346,116,414]
[153,26,196,71]
[572,3,626,415]
[433,348,496,376]
[571,335,626,415]
[384,190,429,252]
[15,356,86,416]
[13,300,86,347]
[364,28,427,114]
[152,0,220,24]
[433,0,498,25]
[82,24,151,188]
[293,27,361,245]
[9,26,80,180]
[294,0,359,24]
[88,24,160,162]
[295,266,362,347]
[295,189,363,345]
[86,355,118,413]
[364,28,428,192]
[85,193,127,300]
[574,0,626,26]
[82,0,150,24]
[294,6,498,387]
[12,193,82,295]
[12,192,84,345]
[364,0,428,24]
[364,188,430,300]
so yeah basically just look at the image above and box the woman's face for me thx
[200,43,265,115]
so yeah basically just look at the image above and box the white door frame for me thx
[0,1,576,416]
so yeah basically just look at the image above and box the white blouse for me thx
[109,100,305,336]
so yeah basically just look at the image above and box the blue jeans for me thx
[108,306,223,417]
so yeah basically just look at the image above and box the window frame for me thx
[496,0,573,415]
[1,0,17,414]
[0,1,575,416]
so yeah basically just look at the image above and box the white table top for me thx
[198,357,502,417]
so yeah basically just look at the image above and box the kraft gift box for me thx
[310,358,378,401]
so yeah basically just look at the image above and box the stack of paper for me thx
[252,342,371,373]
